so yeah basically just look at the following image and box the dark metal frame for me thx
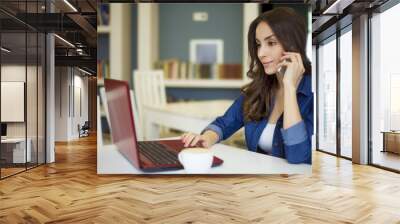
[336,23,341,158]
[367,9,373,166]
[315,23,353,162]
[339,24,354,161]
[315,44,319,152]
[0,0,47,180]
[25,2,28,172]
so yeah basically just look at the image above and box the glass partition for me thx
[317,35,337,155]
[1,31,28,178]
[339,27,352,159]
[0,0,46,179]
[370,3,400,171]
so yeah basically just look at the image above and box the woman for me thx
[181,7,313,164]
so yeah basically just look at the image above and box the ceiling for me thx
[1,0,393,74]
[0,0,97,75]
[311,0,390,44]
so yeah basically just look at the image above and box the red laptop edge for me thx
[104,79,223,172]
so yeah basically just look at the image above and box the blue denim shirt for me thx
[203,75,313,164]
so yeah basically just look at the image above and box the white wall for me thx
[72,73,89,138]
[1,65,36,137]
[1,66,26,140]
[1,65,26,81]
[55,67,89,141]
[55,66,68,141]
[1,82,25,122]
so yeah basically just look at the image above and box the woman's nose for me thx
[258,47,267,59]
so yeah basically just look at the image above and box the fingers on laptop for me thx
[181,133,205,148]
[182,133,196,147]
[181,133,191,145]
[191,135,201,147]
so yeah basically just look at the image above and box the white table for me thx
[143,100,233,139]
[1,138,32,163]
[97,142,311,175]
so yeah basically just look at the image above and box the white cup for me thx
[178,148,214,174]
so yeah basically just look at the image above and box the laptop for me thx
[104,79,224,172]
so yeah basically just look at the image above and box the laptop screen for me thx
[104,79,140,168]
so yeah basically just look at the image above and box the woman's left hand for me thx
[277,52,305,88]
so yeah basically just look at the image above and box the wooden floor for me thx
[1,167,26,178]
[1,134,400,223]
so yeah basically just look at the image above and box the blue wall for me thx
[130,3,244,101]
[159,3,243,63]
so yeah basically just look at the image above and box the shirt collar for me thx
[296,74,312,96]
[270,74,312,108]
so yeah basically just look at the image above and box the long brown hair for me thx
[242,7,311,122]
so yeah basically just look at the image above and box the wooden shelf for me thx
[164,79,249,89]
[97,26,110,34]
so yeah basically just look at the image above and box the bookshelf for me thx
[99,4,258,89]
[137,4,259,88]
[97,4,131,135]
[97,4,131,84]
[164,79,249,89]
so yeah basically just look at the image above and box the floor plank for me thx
[0,134,399,223]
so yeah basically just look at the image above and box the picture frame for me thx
[189,39,224,64]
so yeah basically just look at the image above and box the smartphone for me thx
[277,58,291,76]
[277,65,287,76]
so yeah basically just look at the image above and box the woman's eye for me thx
[256,43,260,48]
[268,41,277,46]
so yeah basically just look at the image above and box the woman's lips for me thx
[262,61,273,68]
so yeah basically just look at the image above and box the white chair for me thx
[99,88,114,145]
[130,90,144,141]
[99,87,111,129]
[97,96,103,148]
[133,70,167,140]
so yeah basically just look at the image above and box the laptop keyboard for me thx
[137,141,180,165]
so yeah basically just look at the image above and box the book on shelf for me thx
[98,4,110,26]
[97,60,110,81]
[154,59,242,80]
[217,64,242,79]
[154,59,182,80]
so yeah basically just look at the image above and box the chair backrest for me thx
[82,121,90,129]
[133,70,166,139]
[133,70,166,108]
[130,90,143,141]
[97,95,103,147]
[99,87,111,128]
